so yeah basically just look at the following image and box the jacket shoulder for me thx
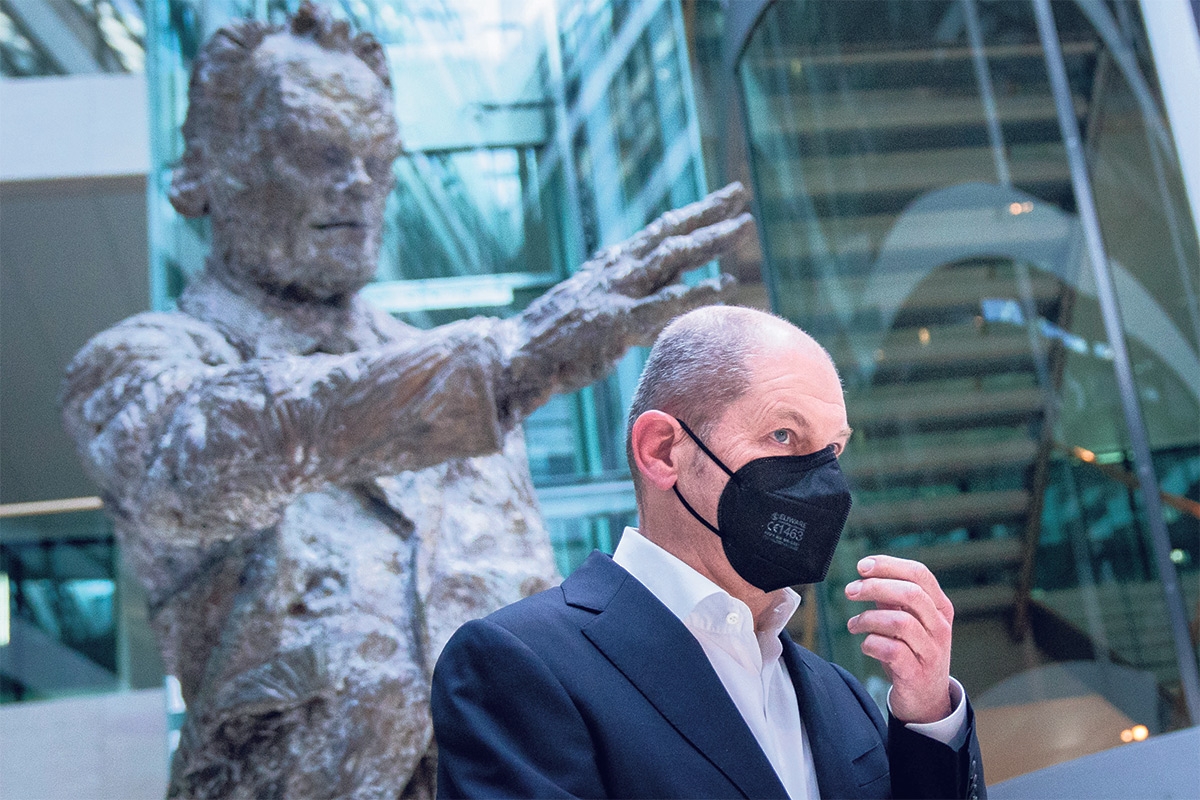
[444,553,626,671]
[480,549,624,634]
[479,582,577,636]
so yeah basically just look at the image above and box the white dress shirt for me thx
[612,526,967,800]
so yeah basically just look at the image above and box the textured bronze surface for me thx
[61,3,752,797]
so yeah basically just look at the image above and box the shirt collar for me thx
[612,526,800,637]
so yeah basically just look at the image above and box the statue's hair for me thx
[169,0,392,217]
[625,306,791,498]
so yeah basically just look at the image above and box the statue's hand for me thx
[497,182,754,421]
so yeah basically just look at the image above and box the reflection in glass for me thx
[0,511,118,703]
[736,0,1198,781]
[0,0,145,76]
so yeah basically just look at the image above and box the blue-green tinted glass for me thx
[738,0,1198,780]
[1,511,117,703]
[0,0,146,77]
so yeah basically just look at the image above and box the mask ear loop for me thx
[674,418,735,478]
[672,485,721,537]
[671,418,733,537]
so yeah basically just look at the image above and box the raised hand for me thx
[845,554,955,724]
[497,182,755,421]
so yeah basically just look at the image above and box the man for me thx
[60,4,751,797]
[432,306,986,799]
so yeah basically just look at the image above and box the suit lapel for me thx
[781,635,887,799]
[563,553,788,800]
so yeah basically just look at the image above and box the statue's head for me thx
[170,1,401,301]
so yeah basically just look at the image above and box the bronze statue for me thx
[61,3,751,797]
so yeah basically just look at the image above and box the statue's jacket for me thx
[61,270,560,797]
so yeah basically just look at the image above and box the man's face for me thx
[677,329,852,527]
[211,37,401,300]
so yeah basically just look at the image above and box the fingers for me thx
[845,577,946,638]
[844,554,954,723]
[853,555,954,624]
[847,608,944,674]
[847,608,925,643]
[856,633,914,678]
[623,183,750,259]
[613,213,755,296]
[625,275,738,344]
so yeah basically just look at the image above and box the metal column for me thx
[1033,0,1200,724]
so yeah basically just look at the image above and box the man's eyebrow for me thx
[775,410,811,430]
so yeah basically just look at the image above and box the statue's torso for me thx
[63,273,558,798]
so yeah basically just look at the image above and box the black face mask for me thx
[672,419,852,592]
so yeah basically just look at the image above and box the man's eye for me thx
[771,430,790,444]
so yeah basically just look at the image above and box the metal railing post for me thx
[1033,0,1200,724]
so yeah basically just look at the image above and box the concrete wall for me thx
[0,178,149,504]
[0,688,168,799]
[0,74,150,504]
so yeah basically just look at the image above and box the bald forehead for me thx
[748,322,837,383]
[666,306,818,353]
[749,314,821,354]
[671,306,837,384]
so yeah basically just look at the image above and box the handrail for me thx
[1012,434,1200,644]
[1013,281,1076,643]
[0,496,104,519]
[1058,444,1200,521]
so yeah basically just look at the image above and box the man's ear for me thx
[631,411,682,491]
[168,158,211,218]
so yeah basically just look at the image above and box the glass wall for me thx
[15,0,1195,786]
[0,506,162,703]
[146,0,711,576]
[733,0,1198,782]
[0,0,146,76]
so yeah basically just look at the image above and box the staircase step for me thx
[781,264,1062,323]
[855,325,1037,383]
[1034,580,1200,678]
[1040,579,1200,618]
[848,489,1030,537]
[901,537,1024,574]
[759,143,1070,202]
[748,87,1085,138]
[843,436,1038,485]
[851,386,1045,434]
[748,40,1097,77]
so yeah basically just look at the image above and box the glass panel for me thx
[547,511,638,577]
[737,0,1199,781]
[0,0,145,77]
[0,508,166,704]
[147,0,711,562]
[2,511,120,702]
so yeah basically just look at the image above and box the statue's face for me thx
[211,36,401,300]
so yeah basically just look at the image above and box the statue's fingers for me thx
[625,274,738,342]
[616,212,754,296]
[622,183,750,259]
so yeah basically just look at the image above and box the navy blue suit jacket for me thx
[432,551,985,799]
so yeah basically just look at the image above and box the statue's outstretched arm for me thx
[62,314,507,533]
[62,184,753,533]
[494,182,754,422]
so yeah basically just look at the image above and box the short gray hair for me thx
[624,307,788,495]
